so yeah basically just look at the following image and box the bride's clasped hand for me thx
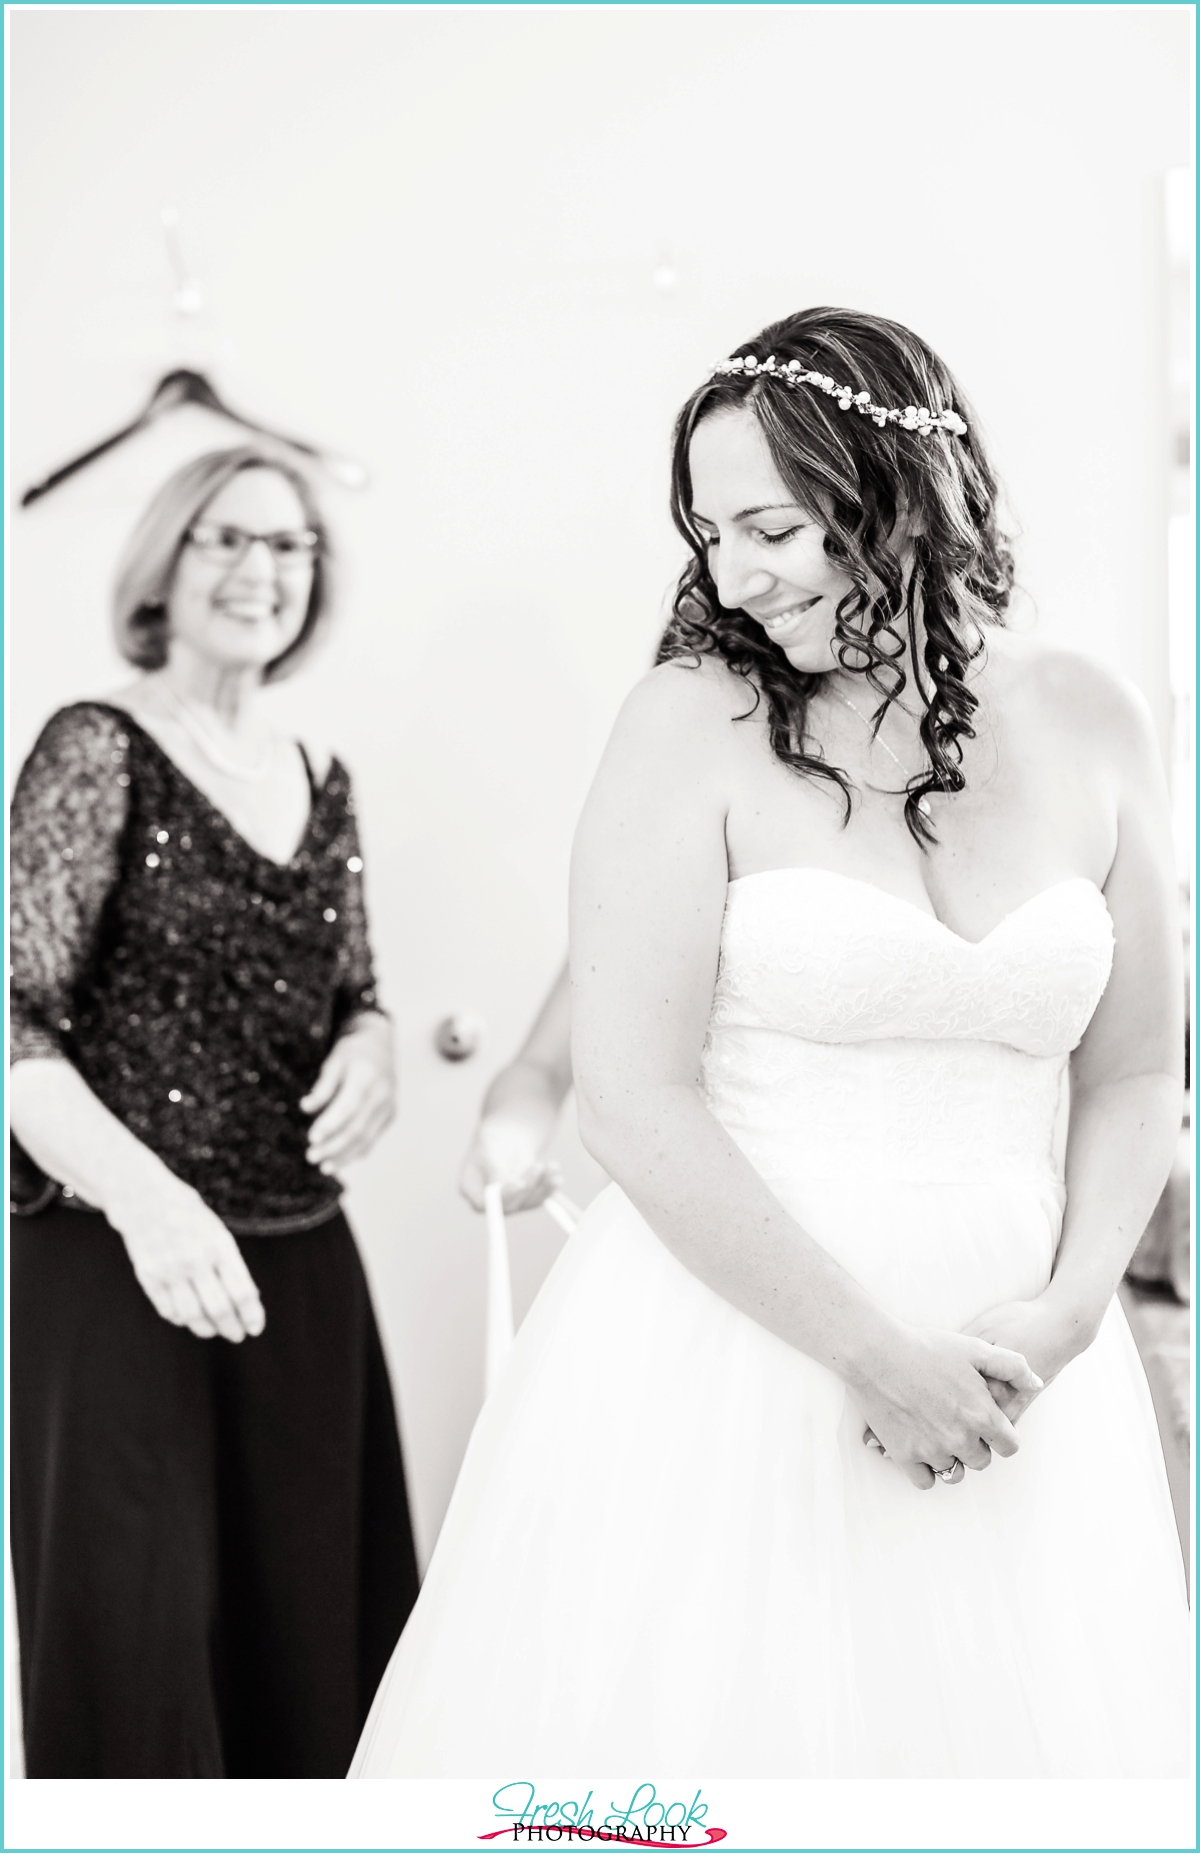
[853,1325,1040,1490]
[966,1294,1091,1422]
[857,1295,1099,1477]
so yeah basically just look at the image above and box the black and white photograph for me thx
[4,4,1194,1849]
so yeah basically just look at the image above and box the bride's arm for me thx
[570,663,1039,1490]
[967,675,1184,1405]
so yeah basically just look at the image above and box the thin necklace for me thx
[832,687,933,817]
[154,680,275,785]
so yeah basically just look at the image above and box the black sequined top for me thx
[10,702,383,1233]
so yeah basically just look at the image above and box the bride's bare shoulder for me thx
[986,628,1154,758]
[612,654,761,751]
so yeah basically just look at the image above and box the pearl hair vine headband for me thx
[711,353,968,439]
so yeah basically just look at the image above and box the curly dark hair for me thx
[658,306,1015,844]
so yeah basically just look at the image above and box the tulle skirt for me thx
[351,1175,1191,1777]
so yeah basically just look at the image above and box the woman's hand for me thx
[854,1326,1042,1491]
[962,1297,1081,1424]
[459,1110,563,1214]
[302,1012,397,1173]
[106,1173,265,1343]
[460,966,574,1215]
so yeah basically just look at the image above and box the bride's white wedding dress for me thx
[353,871,1191,1777]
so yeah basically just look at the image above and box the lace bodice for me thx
[10,702,383,1232]
[701,869,1114,1187]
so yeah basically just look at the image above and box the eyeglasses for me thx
[185,523,321,569]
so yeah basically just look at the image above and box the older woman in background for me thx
[9,447,418,1777]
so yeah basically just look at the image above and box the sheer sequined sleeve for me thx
[10,704,130,1064]
[333,774,386,1033]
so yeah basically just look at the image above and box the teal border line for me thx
[1,2,1197,10]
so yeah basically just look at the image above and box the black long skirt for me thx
[10,1203,419,1777]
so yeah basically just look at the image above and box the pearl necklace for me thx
[832,687,933,817]
[153,681,276,784]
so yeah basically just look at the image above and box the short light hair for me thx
[111,446,333,681]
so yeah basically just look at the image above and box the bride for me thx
[352,307,1190,1777]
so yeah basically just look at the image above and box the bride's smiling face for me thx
[687,407,854,674]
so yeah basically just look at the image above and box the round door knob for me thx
[434,1012,483,1062]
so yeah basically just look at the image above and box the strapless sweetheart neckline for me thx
[726,866,1107,948]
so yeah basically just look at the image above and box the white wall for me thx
[8,4,1190,1559]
